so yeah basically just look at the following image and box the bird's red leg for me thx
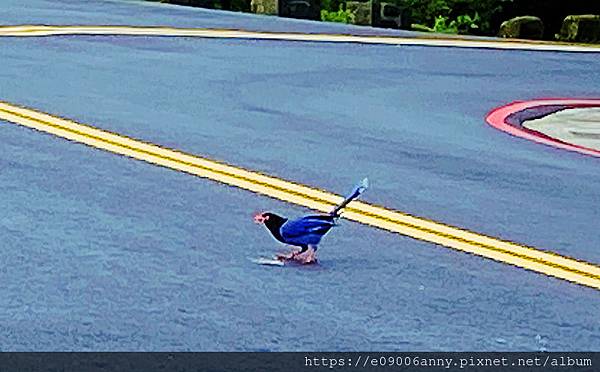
[300,246,317,264]
[276,249,297,261]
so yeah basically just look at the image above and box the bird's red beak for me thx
[253,212,267,224]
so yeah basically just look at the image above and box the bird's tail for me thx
[329,178,369,217]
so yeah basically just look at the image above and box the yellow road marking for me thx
[1,100,599,290]
[1,25,600,53]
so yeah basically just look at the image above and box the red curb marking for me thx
[486,98,600,158]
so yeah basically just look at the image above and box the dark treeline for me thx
[156,0,600,39]
[404,0,600,37]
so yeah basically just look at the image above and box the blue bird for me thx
[254,178,369,264]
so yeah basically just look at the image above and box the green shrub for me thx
[321,5,354,23]
[431,13,479,34]
[432,15,456,33]
[402,0,511,35]
[453,13,481,33]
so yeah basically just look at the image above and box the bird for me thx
[254,178,369,264]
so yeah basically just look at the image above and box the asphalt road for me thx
[1,0,599,351]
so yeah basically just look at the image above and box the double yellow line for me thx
[1,24,599,290]
[1,101,599,290]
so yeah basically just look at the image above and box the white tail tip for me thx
[357,177,369,193]
[361,178,369,189]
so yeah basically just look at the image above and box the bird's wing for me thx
[280,215,336,240]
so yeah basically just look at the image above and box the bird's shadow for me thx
[281,257,341,271]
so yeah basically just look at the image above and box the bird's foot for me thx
[293,250,317,264]
[298,257,318,265]
[275,252,295,261]
[276,250,317,264]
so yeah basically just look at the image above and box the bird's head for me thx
[253,212,288,243]
[253,212,286,227]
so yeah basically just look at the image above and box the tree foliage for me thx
[405,0,513,35]
[404,0,600,37]
[321,5,354,23]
